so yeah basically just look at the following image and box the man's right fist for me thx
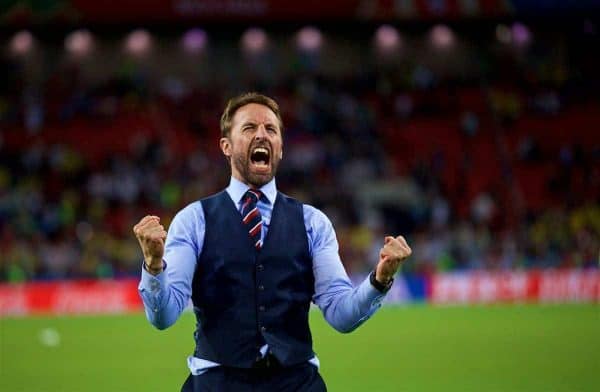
[133,215,167,274]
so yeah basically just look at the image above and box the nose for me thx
[255,125,268,139]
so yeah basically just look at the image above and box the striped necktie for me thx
[241,189,263,250]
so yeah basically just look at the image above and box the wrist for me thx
[370,270,393,293]
[375,272,392,285]
[144,260,165,275]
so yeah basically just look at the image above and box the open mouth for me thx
[250,146,270,171]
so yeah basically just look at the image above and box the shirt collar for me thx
[226,176,277,205]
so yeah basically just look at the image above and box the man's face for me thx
[220,103,283,188]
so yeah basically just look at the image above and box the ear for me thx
[220,137,231,158]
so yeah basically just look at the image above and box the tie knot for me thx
[244,189,262,204]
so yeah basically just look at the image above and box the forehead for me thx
[232,103,279,128]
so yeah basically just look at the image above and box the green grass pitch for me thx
[1,304,598,391]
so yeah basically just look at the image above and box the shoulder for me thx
[165,201,205,250]
[171,200,205,229]
[274,192,308,218]
[301,203,335,234]
[301,203,338,253]
[276,192,331,227]
[302,203,330,225]
[275,192,335,234]
[197,190,231,215]
[177,200,204,216]
[200,190,229,205]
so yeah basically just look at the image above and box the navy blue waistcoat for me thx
[192,190,315,368]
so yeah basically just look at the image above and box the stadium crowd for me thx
[1,26,598,282]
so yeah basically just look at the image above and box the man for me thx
[133,92,412,391]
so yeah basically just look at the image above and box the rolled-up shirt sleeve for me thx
[305,205,386,333]
[138,202,204,330]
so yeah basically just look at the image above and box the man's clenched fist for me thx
[375,235,412,285]
[133,215,167,275]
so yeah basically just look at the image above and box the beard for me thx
[231,142,281,188]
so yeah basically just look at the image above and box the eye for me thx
[266,126,277,134]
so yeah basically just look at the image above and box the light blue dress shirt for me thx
[139,177,387,375]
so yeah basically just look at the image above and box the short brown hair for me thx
[220,92,284,138]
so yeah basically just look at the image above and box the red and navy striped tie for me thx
[241,189,263,250]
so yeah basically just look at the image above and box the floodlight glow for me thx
[241,28,268,53]
[65,29,94,57]
[182,28,207,54]
[125,29,152,55]
[10,30,34,55]
[430,24,454,48]
[496,24,511,44]
[512,22,531,46]
[375,25,401,52]
[296,26,323,52]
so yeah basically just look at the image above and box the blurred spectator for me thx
[0,24,598,282]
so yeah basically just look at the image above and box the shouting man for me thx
[133,92,412,391]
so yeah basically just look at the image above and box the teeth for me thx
[253,147,269,155]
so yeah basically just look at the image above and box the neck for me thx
[231,172,249,186]
[231,172,272,189]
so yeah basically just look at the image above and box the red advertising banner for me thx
[1,269,598,317]
[431,269,600,304]
[537,269,600,303]
[0,279,142,317]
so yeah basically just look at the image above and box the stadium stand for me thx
[0,22,598,282]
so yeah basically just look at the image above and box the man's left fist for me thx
[375,235,412,284]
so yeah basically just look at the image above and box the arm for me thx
[305,205,411,333]
[134,204,204,329]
